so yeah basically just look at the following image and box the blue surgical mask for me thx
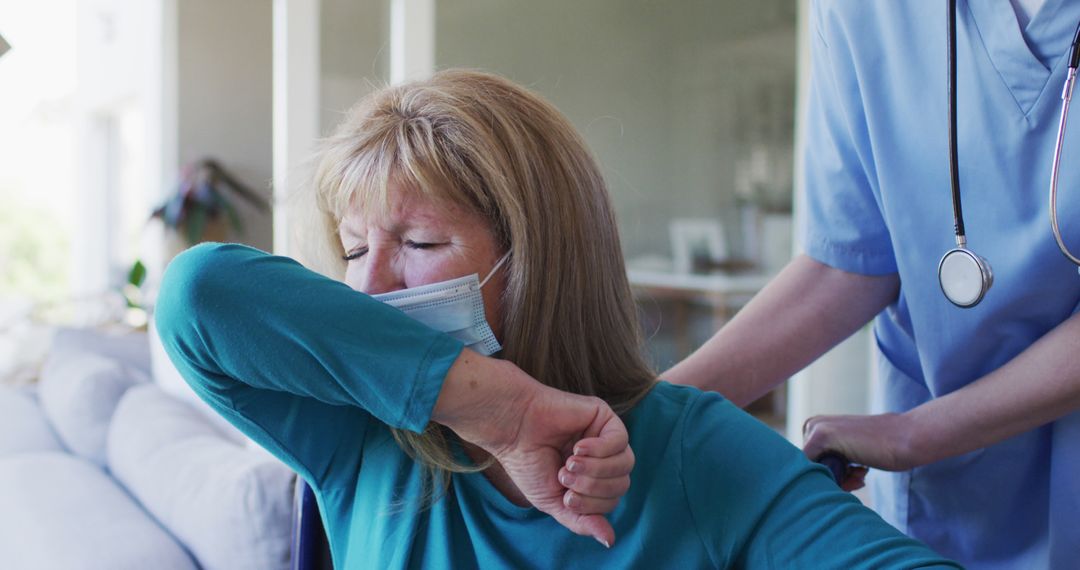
[371,253,510,356]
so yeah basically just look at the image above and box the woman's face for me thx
[338,182,507,339]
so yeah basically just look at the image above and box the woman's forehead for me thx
[340,189,482,234]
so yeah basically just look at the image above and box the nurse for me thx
[665,1,1080,568]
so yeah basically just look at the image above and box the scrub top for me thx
[804,1,1080,568]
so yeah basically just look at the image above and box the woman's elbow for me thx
[155,242,240,350]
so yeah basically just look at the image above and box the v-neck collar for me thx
[966,0,1078,113]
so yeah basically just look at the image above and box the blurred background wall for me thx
[0,0,871,442]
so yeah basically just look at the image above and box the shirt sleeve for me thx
[802,0,898,275]
[154,243,464,490]
[679,392,960,569]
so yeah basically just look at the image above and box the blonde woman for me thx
[156,70,957,569]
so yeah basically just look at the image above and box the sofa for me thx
[0,324,299,569]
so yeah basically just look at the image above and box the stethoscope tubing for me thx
[947,0,966,244]
[1050,66,1080,265]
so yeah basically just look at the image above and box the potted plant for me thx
[120,159,269,324]
[151,158,269,247]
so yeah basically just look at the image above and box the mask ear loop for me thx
[479,252,512,288]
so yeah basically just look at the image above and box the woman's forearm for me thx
[662,255,899,406]
[904,311,1080,465]
[430,350,537,452]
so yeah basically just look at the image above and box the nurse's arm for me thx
[807,310,1080,470]
[662,254,899,407]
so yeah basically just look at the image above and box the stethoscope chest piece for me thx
[938,247,993,307]
[936,6,1080,306]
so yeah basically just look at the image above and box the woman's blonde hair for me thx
[303,69,655,487]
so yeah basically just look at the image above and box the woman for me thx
[156,70,957,568]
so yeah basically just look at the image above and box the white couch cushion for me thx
[108,384,294,570]
[38,350,145,466]
[49,327,152,377]
[0,452,197,570]
[148,319,245,443]
[0,386,63,457]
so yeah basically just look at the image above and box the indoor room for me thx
[2,1,1073,568]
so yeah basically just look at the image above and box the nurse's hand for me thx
[433,351,632,548]
[802,412,917,490]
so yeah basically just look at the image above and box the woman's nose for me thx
[358,250,403,295]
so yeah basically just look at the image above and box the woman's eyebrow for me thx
[338,220,363,239]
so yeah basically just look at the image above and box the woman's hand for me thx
[492,385,631,547]
[433,351,633,547]
[802,412,918,491]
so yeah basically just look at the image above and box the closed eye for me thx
[404,240,440,250]
[342,247,368,261]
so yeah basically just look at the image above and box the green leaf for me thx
[186,208,208,244]
[220,197,244,234]
[127,259,147,288]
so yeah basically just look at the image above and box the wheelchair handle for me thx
[815,452,851,486]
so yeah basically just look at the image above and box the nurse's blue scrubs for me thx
[804,1,1080,567]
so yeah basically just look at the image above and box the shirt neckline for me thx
[965,0,1075,114]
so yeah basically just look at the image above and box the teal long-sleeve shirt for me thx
[156,243,959,569]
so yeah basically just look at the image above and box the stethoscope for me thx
[938,0,1080,308]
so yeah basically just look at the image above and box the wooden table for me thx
[628,268,771,351]
[628,267,783,427]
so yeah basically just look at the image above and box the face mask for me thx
[371,253,510,356]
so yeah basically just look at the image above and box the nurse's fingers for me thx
[840,466,868,492]
[564,446,635,479]
[802,412,915,472]
[801,416,832,462]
